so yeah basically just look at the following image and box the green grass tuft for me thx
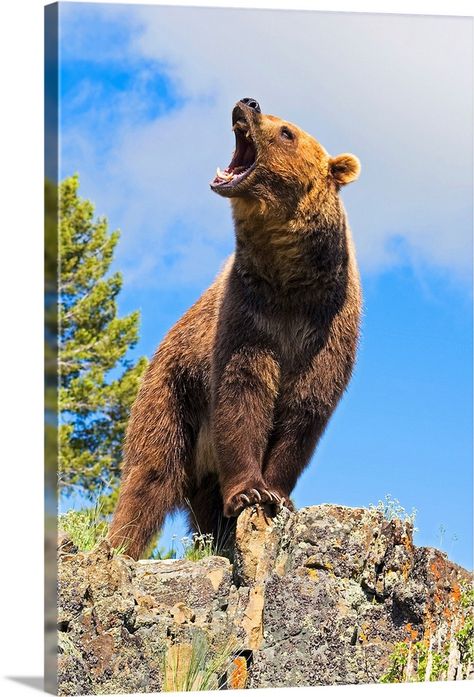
[163,632,239,691]
[59,506,107,552]
[59,498,129,554]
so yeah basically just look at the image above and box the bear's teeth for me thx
[216,167,233,181]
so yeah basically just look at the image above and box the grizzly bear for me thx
[109,98,362,559]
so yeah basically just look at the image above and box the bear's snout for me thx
[239,97,261,113]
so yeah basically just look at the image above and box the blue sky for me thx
[59,3,472,568]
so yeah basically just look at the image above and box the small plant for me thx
[369,494,417,529]
[380,642,409,683]
[430,649,449,682]
[181,533,216,562]
[182,497,236,561]
[438,524,447,547]
[380,640,449,683]
[163,632,238,691]
[148,522,234,562]
[413,641,429,681]
[437,525,460,556]
[59,501,108,552]
[148,534,178,560]
[455,581,474,668]
[59,496,130,555]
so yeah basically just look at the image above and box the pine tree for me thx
[58,175,147,512]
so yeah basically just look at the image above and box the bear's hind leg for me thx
[108,372,194,559]
[108,466,183,560]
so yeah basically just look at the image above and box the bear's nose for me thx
[239,97,261,113]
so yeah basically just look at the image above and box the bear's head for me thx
[211,98,360,222]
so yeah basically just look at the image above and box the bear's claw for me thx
[224,485,281,517]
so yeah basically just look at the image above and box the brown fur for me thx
[109,101,362,559]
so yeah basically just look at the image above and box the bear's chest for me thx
[253,309,321,363]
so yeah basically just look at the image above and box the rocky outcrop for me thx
[57,504,472,694]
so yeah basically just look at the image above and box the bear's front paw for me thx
[261,485,295,513]
[223,485,282,517]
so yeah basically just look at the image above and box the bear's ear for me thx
[329,153,361,186]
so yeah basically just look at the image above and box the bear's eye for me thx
[280,127,295,141]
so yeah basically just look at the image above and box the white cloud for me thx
[60,6,473,287]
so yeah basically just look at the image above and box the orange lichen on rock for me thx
[401,558,412,582]
[429,555,446,583]
[229,656,248,689]
[358,622,370,644]
[451,583,462,605]
[405,623,419,642]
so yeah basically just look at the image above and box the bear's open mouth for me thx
[211,118,257,190]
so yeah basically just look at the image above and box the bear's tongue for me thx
[214,127,256,184]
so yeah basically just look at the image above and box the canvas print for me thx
[45,2,474,694]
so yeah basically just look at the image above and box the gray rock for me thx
[57,505,472,694]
